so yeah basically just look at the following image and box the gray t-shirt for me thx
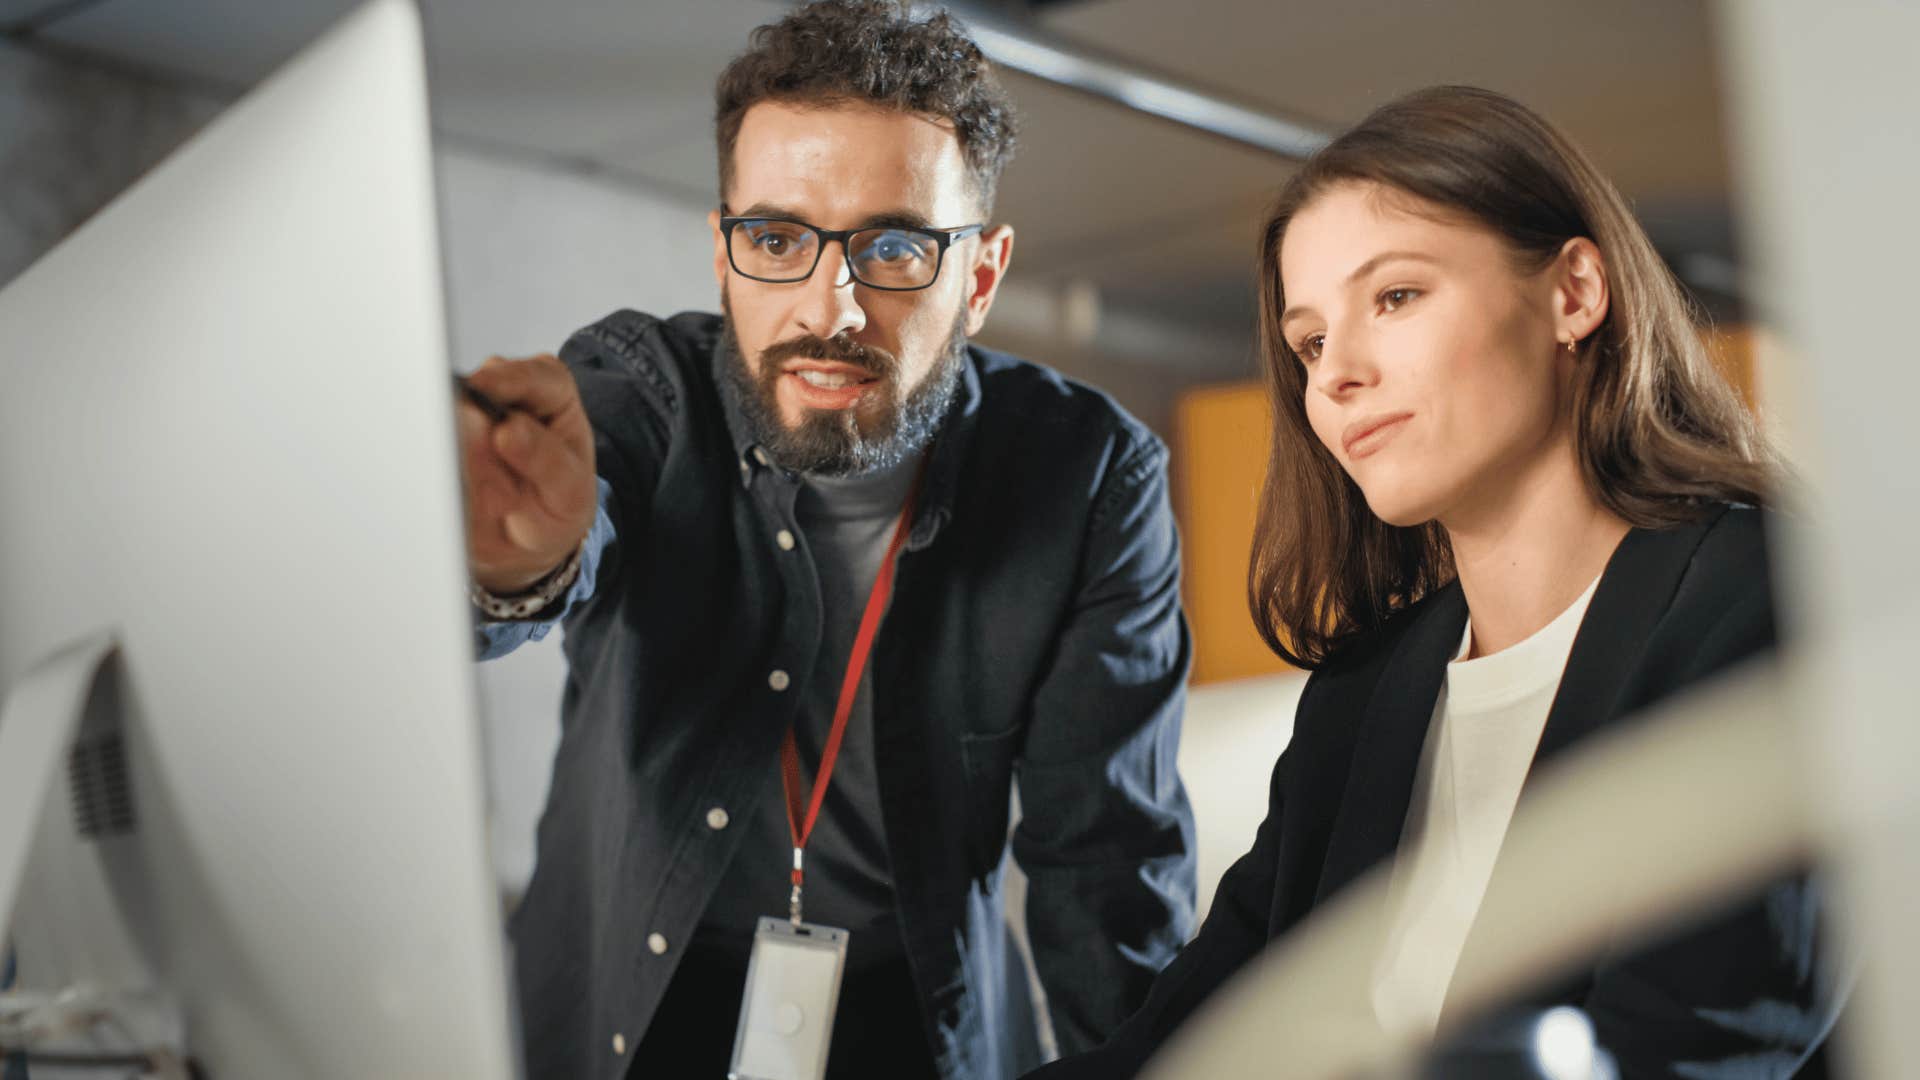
[694,453,921,972]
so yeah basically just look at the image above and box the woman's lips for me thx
[1342,412,1413,459]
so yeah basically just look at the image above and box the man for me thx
[461,3,1195,1077]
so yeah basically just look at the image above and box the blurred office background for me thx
[0,0,1768,924]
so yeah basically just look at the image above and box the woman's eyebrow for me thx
[1341,249,1443,287]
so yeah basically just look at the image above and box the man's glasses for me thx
[720,216,984,292]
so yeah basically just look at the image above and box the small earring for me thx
[1563,335,1578,353]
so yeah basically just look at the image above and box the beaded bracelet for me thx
[470,541,585,621]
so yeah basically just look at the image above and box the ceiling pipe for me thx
[936,1,1333,161]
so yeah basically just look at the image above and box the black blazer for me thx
[1031,506,1836,1078]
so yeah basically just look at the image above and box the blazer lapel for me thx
[1529,509,1722,774]
[1313,509,1722,906]
[1434,510,1725,1026]
[1315,582,1469,903]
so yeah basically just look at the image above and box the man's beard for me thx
[719,288,967,478]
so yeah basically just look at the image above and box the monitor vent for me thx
[68,732,137,838]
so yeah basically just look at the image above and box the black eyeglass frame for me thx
[719,215,986,292]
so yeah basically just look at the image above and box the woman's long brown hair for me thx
[1251,86,1777,668]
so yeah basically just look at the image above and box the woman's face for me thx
[1278,182,1577,528]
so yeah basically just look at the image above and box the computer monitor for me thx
[0,0,516,1075]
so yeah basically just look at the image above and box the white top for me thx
[1370,575,1602,1038]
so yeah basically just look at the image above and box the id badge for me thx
[728,917,850,1080]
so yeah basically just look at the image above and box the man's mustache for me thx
[759,333,898,379]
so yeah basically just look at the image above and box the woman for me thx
[1031,86,1834,1078]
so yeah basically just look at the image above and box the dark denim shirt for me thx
[479,311,1197,1080]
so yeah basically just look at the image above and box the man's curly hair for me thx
[715,0,1019,213]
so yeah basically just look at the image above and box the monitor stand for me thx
[0,633,194,1078]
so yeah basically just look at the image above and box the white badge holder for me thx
[728,917,849,1080]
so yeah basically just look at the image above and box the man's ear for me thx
[709,209,730,291]
[963,224,1015,336]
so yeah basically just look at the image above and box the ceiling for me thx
[5,0,1741,380]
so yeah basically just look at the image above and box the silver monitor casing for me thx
[0,0,516,1074]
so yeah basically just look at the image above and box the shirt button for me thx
[753,447,773,467]
[612,1033,626,1055]
[768,669,790,692]
[706,806,730,830]
[647,932,669,955]
[776,529,796,551]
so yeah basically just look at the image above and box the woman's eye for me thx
[1379,287,1420,312]
[1295,334,1325,362]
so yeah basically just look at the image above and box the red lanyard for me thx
[779,477,920,924]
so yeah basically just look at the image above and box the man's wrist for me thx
[470,542,585,621]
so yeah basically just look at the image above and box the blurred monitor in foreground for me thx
[0,1,516,1075]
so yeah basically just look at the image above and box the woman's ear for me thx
[1554,237,1610,347]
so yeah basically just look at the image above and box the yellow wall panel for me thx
[1174,381,1293,684]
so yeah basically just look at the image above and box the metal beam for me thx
[940,2,1332,161]
[0,0,111,39]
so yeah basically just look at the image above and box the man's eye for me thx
[745,224,808,257]
[863,232,929,263]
